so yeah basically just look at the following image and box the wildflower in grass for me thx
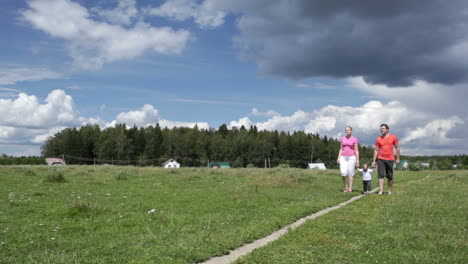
[8,192,14,203]
[106,193,111,196]
[147,209,157,214]
[51,238,55,240]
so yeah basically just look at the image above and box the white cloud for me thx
[145,0,196,21]
[145,0,226,28]
[0,89,80,128]
[255,110,310,132]
[158,120,209,130]
[229,117,253,128]
[347,76,466,118]
[0,89,212,155]
[115,104,159,127]
[305,116,336,134]
[112,104,210,129]
[93,0,138,26]
[251,108,279,117]
[31,126,68,144]
[0,68,62,85]
[401,117,463,144]
[22,0,191,70]
[229,100,466,155]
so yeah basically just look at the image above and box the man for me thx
[372,124,400,195]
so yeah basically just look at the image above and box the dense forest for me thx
[40,124,375,168]
[1,124,466,169]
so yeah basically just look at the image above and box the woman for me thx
[337,126,359,192]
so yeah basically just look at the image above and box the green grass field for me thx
[236,170,468,264]
[0,166,465,263]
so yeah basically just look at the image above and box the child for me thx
[358,164,373,194]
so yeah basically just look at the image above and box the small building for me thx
[45,157,66,166]
[396,160,409,170]
[162,159,180,168]
[421,162,430,167]
[308,163,326,170]
[208,162,231,169]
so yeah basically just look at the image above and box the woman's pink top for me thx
[341,136,358,156]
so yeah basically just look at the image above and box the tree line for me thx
[40,124,376,168]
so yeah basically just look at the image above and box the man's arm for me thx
[372,147,379,167]
[395,144,400,165]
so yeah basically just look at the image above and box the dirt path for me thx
[200,189,375,264]
[201,173,432,264]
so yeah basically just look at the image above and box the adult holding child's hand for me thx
[337,126,359,192]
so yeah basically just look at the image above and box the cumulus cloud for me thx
[145,0,226,28]
[0,90,212,155]
[115,104,159,127]
[229,100,466,155]
[0,89,80,128]
[255,110,310,132]
[21,0,191,70]
[347,77,467,118]
[111,104,209,129]
[229,117,253,129]
[401,118,463,144]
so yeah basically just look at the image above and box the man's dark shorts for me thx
[378,159,394,179]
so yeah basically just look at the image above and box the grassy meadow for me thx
[0,166,465,263]
[236,170,468,264]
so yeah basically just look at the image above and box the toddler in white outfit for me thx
[358,164,373,194]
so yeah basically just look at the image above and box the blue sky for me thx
[1,0,467,156]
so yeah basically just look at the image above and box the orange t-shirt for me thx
[375,134,399,160]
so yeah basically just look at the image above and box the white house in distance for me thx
[162,159,180,169]
[45,157,66,166]
[308,163,326,170]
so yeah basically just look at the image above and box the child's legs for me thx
[366,180,372,192]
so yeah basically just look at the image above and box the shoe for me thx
[343,188,348,192]
[388,192,392,195]
[378,191,383,195]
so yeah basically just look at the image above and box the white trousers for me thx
[340,156,356,177]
